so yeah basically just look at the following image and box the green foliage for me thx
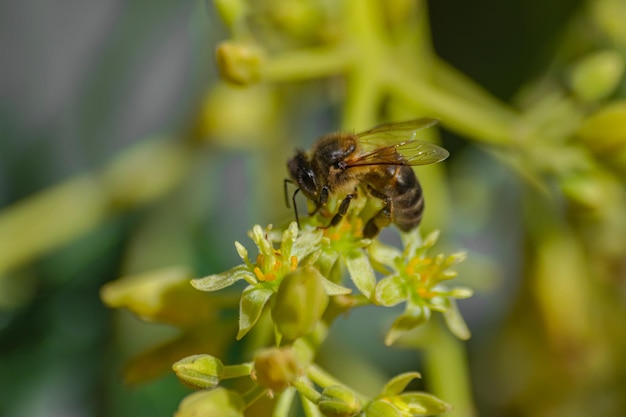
[3,0,626,416]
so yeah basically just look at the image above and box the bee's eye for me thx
[299,169,318,194]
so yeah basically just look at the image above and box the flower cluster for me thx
[172,221,470,417]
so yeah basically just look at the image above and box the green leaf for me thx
[385,303,430,346]
[192,265,253,292]
[380,372,422,397]
[389,392,451,416]
[346,249,376,299]
[237,285,273,340]
[374,275,406,307]
[443,298,471,340]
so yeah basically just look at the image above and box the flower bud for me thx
[318,385,362,417]
[272,267,329,340]
[213,0,247,29]
[195,84,278,148]
[559,173,607,210]
[253,347,301,392]
[175,388,244,417]
[216,41,264,85]
[569,50,624,101]
[577,101,626,156]
[364,399,402,417]
[172,354,224,389]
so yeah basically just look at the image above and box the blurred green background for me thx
[1,0,625,416]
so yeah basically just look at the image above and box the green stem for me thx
[292,377,322,404]
[264,46,354,82]
[422,322,475,417]
[430,58,519,123]
[387,68,516,146]
[272,388,296,417]
[307,365,369,403]
[341,0,387,130]
[242,384,269,408]
[222,363,253,379]
[0,139,191,276]
[307,364,341,389]
[300,392,323,417]
[342,67,382,130]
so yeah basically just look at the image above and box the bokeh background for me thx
[1,0,625,416]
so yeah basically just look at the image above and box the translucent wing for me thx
[346,118,449,166]
[357,118,439,140]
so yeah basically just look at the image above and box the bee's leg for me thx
[309,185,330,217]
[317,185,330,210]
[317,193,355,230]
[290,188,301,227]
[363,186,392,238]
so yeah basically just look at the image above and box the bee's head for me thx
[287,150,320,201]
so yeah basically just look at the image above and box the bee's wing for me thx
[357,118,439,139]
[346,118,449,166]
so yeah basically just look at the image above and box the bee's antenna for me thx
[283,179,293,208]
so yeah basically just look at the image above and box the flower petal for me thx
[389,392,451,416]
[364,399,402,417]
[374,275,406,307]
[320,276,352,295]
[385,303,430,346]
[192,265,253,292]
[368,240,402,271]
[237,285,273,340]
[346,249,376,299]
[443,298,471,340]
[291,228,323,260]
[380,372,422,397]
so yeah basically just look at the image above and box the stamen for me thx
[253,267,265,281]
[290,256,298,270]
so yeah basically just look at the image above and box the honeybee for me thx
[286,118,449,238]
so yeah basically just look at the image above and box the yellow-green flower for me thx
[364,372,451,417]
[370,230,472,345]
[192,222,350,340]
